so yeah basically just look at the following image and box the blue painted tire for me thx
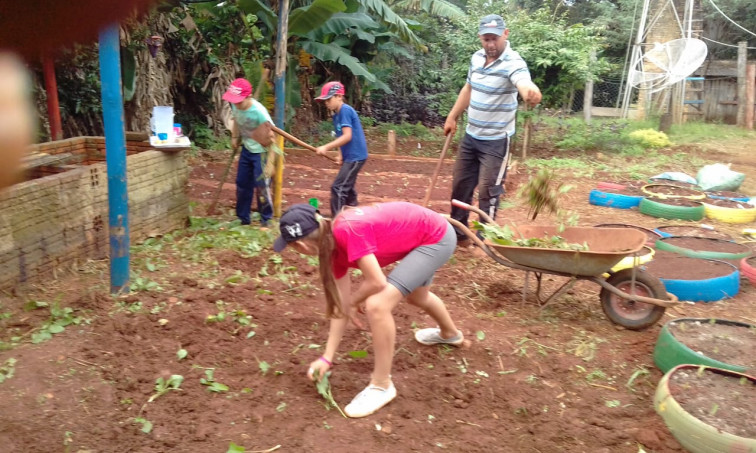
[658,260,740,302]
[589,189,643,209]
[707,194,750,203]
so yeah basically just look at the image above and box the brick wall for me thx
[0,137,189,290]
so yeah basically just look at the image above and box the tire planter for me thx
[642,183,706,200]
[706,190,750,203]
[596,182,627,191]
[599,268,668,330]
[702,199,756,224]
[653,318,754,373]
[653,225,733,241]
[740,256,756,286]
[644,254,740,302]
[609,246,655,273]
[639,197,705,221]
[654,365,756,453]
[589,189,643,209]
[655,236,752,261]
[648,178,701,190]
[594,223,663,247]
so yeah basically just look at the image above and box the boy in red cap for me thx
[223,78,275,227]
[314,81,369,216]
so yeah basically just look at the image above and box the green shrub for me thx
[627,129,671,149]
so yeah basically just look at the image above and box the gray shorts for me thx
[387,222,456,296]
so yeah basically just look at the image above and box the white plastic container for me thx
[151,106,174,139]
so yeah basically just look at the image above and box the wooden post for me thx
[520,105,531,160]
[387,130,396,156]
[670,80,683,125]
[737,41,747,127]
[42,55,63,141]
[746,63,755,130]
[583,51,595,124]
[273,0,289,218]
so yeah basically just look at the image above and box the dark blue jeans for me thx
[236,147,272,225]
[450,134,509,241]
[331,159,366,216]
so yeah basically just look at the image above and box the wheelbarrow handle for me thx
[451,199,495,224]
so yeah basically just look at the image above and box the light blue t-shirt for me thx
[232,99,273,154]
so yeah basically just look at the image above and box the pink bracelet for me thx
[319,356,333,367]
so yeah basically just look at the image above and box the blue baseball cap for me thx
[479,14,506,36]
[273,204,320,252]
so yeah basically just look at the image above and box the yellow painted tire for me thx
[702,202,756,224]
[642,184,706,200]
[610,246,655,273]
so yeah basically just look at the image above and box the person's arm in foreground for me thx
[308,274,352,380]
[443,83,472,136]
[516,80,542,107]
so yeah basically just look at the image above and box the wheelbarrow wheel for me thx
[600,269,667,330]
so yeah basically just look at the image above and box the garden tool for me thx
[270,125,338,163]
[207,71,268,216]
[422,133,455,207]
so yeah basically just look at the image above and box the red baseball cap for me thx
[223,78,252,103]
[315,81,345,101]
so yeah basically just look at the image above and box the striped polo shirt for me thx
[465,43,532,140]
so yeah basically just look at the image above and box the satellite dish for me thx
[629,38,708,92]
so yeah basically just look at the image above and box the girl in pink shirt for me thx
[274,202,463,417]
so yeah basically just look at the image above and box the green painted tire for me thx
[654,365,756,453]
[639,197,705,221]
[655,237,752,261]
[653,318,752,374]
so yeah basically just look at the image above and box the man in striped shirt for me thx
[445,14,542,245]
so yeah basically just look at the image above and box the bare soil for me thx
[2,136,756,453]
[657,237,752,255]
[704,198,754,209]
[654,225,733,241]
[645,197,704,207]
[644,252,736,280]
[668,320,756,368]
[669,367,756,438]
[643,184,705,198]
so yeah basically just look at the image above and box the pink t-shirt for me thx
[331,202,448,279]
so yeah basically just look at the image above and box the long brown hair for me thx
[310,218,343,318]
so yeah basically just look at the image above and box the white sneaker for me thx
[414,327,464,346]
[344,383,397,418]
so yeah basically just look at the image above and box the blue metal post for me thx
[98,23,130,293]
[274,0,289,129]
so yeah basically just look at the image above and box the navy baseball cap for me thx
[273,204,320,252]
[479,14,506,36]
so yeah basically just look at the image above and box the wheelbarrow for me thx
[449,200,679,330]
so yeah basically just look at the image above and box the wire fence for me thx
[571,80,625,113]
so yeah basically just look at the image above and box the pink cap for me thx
[315,81,345,100]
[223,78,252,103]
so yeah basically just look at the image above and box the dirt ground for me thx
[1,134,756,453]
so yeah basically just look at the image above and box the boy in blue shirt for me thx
[314,81,369,216]
[223,78,275,227]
